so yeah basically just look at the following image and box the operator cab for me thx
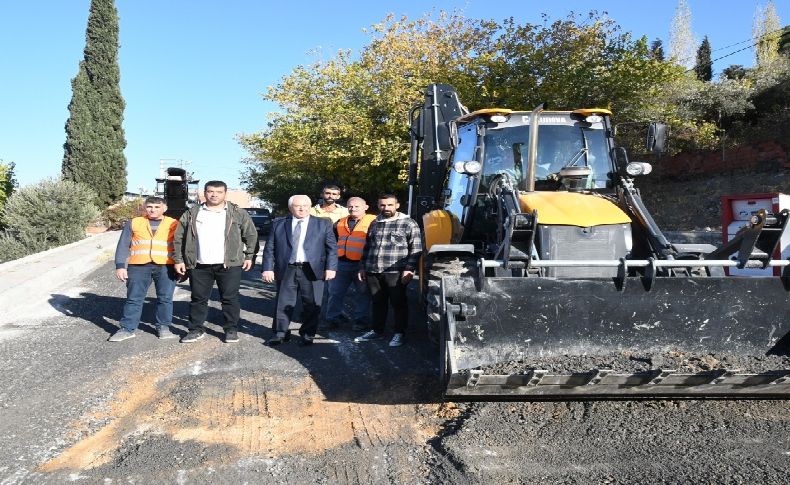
[478,110,614,194]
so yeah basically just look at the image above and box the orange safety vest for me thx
[336,214,376,261]
[128,216,178,265]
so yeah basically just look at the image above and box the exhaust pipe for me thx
[525,104,545,192]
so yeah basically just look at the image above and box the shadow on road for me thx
[47,265,442,406]
[258,281,444,406]
[48,291,192,338]
[48,271,274,341]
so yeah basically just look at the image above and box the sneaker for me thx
[389,333,404,347]
[354,330,382,343]
[224,328,239,343]
[108,329,135,342]
[351,320,369,332]
[180,328,206,343]
[157,326,178,340]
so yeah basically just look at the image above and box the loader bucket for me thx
[441,275,790,399]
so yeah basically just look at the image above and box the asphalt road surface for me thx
[1,260,789,484]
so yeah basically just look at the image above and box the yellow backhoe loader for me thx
[408,84,790,399]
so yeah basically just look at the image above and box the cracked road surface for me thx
[1,260,789,483]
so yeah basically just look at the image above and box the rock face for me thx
[637,170,788,231]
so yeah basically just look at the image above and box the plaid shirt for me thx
[362,213,422,273]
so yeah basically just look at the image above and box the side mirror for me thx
[646,122,668,155]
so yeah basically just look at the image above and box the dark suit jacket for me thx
[261,215,338,281]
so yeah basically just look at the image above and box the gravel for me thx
[483,351,790,374]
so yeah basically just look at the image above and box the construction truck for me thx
[155,167,199,219]
[408,84,790,399]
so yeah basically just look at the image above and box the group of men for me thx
[109,182,422,348]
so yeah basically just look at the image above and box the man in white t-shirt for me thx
[173,181,258,344]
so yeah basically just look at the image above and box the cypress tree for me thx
[62,0,127,207]
[650,39,665,61]
[694,36,713,81]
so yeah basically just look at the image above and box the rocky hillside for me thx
[637,170,788,231]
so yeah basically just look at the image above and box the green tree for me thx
[722,64,748,80]
[650,38,665,60]
[240,12,682,210]
[669,0,696,69]
[753,1,782,66]
[0,161,17,209]
[779,25,790,56]
[62,0,127,208]
[1,179,99,252]
[694,36,713,81]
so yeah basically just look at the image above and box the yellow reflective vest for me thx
[128,216,178,265]
[336,214,376,261]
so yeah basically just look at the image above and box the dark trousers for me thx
[188,264,242,331]
[366,272,409,334]
[274,264,324,337]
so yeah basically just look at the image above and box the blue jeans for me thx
[325,260,370,324]
[119,263,177,331]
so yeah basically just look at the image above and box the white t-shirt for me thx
[196,204,227,264]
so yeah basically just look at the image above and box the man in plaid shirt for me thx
[354,194,422,347]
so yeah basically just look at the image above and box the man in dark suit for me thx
[261,194,337,346]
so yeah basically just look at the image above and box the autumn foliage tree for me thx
[240,12,682,210]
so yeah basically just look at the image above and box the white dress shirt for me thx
[196,204,227,264]
[290,215,310,263]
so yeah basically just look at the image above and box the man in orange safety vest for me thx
[108,196,180,342]
[324,197,376,331]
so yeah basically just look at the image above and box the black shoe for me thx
[298,335,314,346]
[224,328,239,343]
[267,331,290,346]
[181,328,205,343]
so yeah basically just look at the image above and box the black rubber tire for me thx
[424,255,478,346]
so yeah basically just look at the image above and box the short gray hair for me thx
[346,197,367,206]
[287,195,312,207]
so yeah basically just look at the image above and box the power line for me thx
[685,28,789,72]
[707,26,787,55]
[673,26,788,68]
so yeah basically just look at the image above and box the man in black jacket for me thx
[173,181,258,344]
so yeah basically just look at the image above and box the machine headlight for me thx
[625,162,653,176]
[490,114,509,123]
[585,115,602,123]
[453,160,482,175]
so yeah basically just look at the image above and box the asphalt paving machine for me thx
[155,167,199,219]
[408,84,790,399]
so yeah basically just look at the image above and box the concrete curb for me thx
[0,231,120,325]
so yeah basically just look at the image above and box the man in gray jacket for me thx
[173,180,258,343]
